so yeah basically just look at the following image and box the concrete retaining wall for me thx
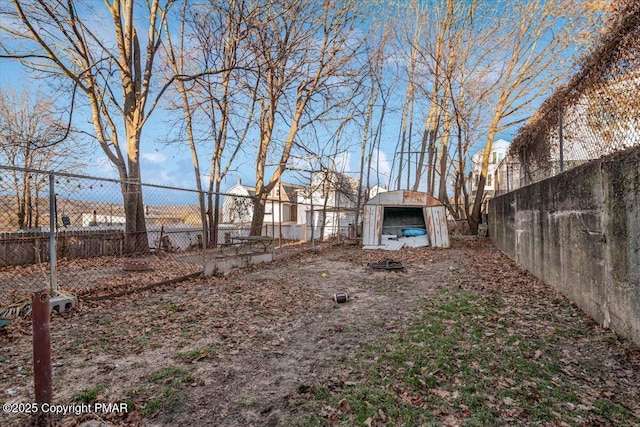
[203,252,274,277]
[489,147,640,345]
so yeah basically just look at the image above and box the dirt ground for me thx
[1,238,639,426]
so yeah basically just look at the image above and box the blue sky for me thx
[1,55,410,192]
[0,55,515,195]
[0,1,527,197]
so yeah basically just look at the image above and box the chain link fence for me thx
[0,167,211,307]
[495,1,640,195]
[0,165,360,311]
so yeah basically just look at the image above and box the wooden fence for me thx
[0,230,125,267]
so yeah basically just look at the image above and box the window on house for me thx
[487,173,493,187]
[491,152,497,164]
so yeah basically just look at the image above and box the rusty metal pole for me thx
[32,290,52,427]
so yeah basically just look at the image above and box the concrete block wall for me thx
[489,146,640,345]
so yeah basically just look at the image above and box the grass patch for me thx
[140,366,194,420]
[256,331,274,340]
[176,346,215,362]
[159,302,185,313]
[287,289,639,426]
[74,383,107,403]
[148,366,194,385]
[140,388,187,417]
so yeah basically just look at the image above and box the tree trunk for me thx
[249,195,267,236]
[309,196,316,245]
[320,191,330,241]
[468,127,498,234]
[123,132,148,254]
[438,114,452,214]
[26,177,34,229]
[34,187,41,228]
[122,181,148,255]
[438,93,452,211]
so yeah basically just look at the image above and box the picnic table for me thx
[229,236,275,253]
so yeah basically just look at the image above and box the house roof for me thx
[228,179,305,202]
[314,168,360,202]
[227,179,255,196]
[282,183,304,203]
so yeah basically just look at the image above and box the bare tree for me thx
[162,0,208,243]
[434,0,487,218]
[445,67,486,221]
[163,0,256,247]
[392,1,423,191]
[383,0,603,232]
[0,0,179,253]
[412,0,451,194]
[353,23,393,232]
[243,0,364,236]
[389,0,471,195]
[466,0,604,232]
[0,87,81,229]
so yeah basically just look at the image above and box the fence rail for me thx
[0,229,125,267]
[0,165,359,309]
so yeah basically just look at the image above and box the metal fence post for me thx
[523,151,529,186]
[32,289,52,427]
[201,191,207,276]
[559,106,564,173]
[48,173,56,294]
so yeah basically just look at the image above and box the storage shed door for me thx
[424,206,450,248]
[362,205,383,246]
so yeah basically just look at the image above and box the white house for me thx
[469,139,510,207]
[297,169,388,239]
[468,139,510,214]
[369,184,388,199]
[222,172,388,240]
[221,179,304,225]
[221,179,255,224]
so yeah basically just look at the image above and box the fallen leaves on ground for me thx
[0,238,638,427]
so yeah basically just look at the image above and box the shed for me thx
[362,190,450,248]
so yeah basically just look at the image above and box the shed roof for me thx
[366,190,443,207]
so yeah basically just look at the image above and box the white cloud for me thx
[333,152,351,173]
[361,149,391,187]
[326,149,391,188]
[92,156,119,178]
[141,152,168,164]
